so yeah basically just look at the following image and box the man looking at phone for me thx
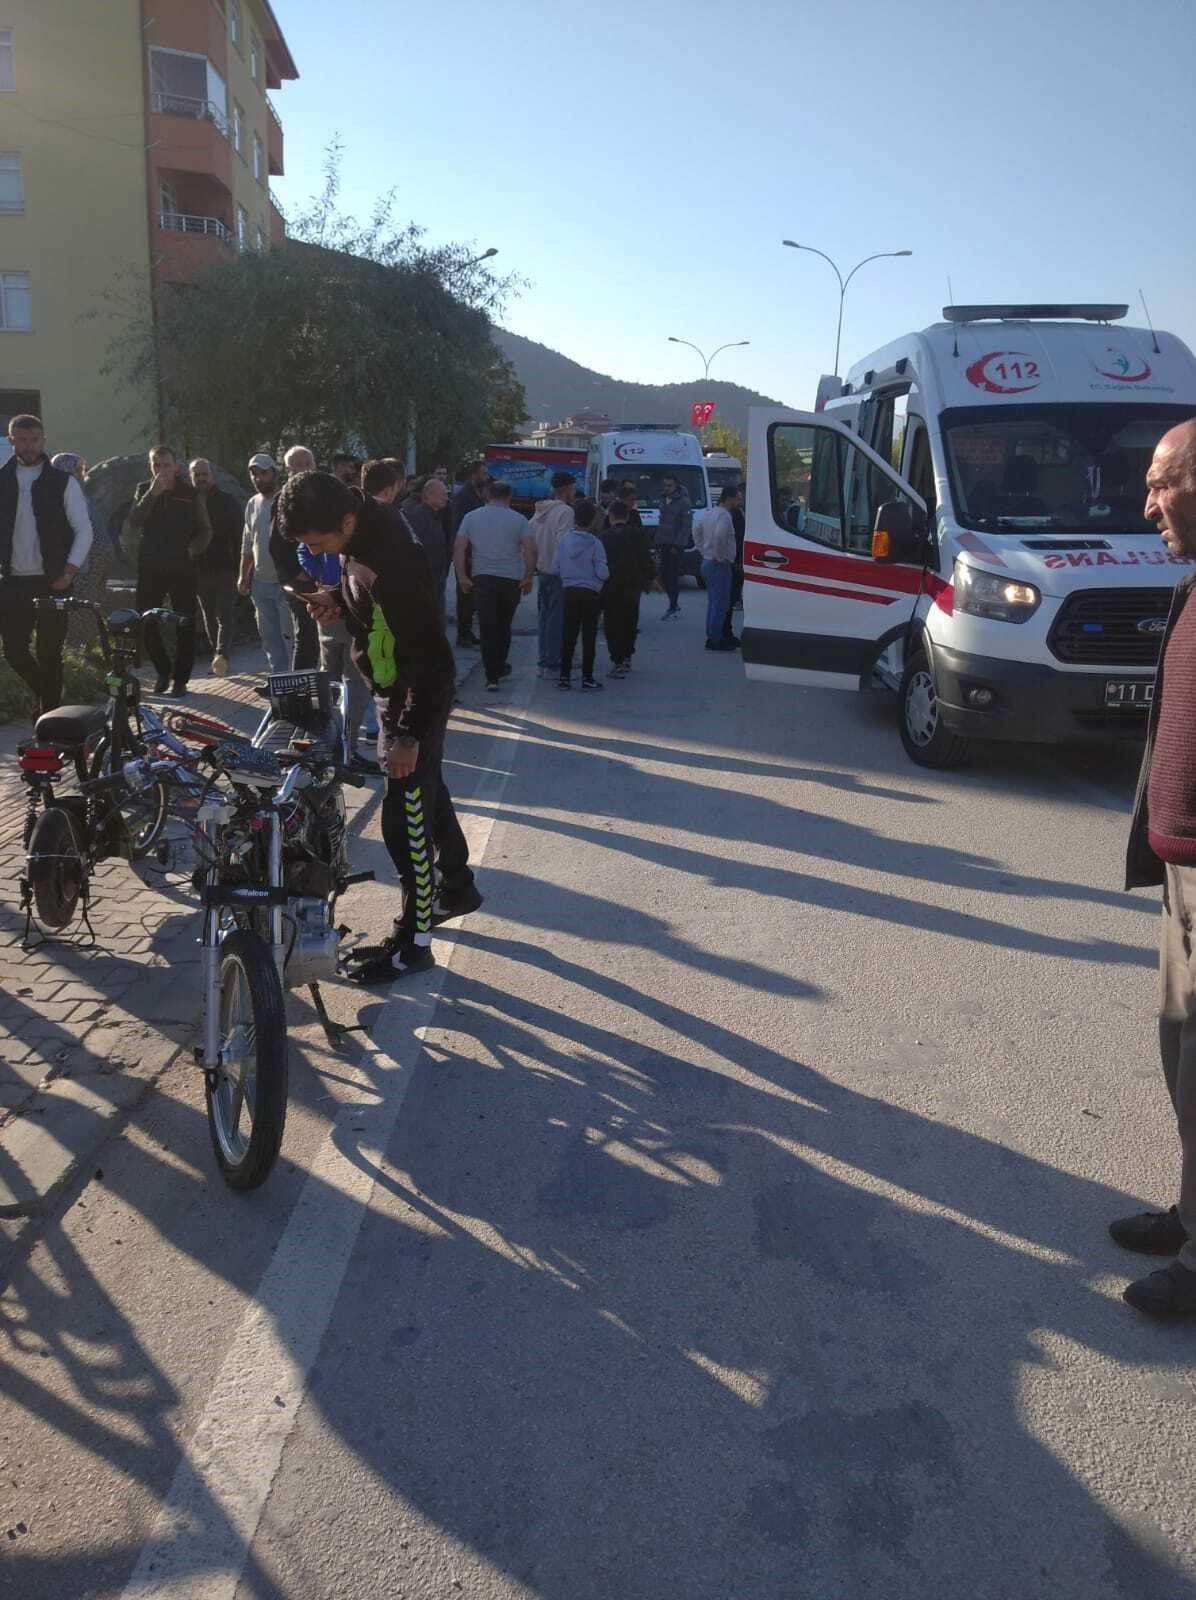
[276,470,481,982]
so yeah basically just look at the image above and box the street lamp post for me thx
[780,242,912,375]
[666,335,750,380]
[467,246,499,266]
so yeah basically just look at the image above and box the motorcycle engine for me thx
[284,896,341,986]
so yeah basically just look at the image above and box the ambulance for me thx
[742,304,1196,766]
[586,425,710,529]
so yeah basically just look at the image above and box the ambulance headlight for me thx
[953,561,1041,623]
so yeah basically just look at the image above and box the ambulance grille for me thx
[1047,588,1173,666]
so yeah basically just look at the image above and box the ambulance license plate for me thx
[1104,679,1154,708]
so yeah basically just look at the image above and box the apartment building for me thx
[0,2,297,464]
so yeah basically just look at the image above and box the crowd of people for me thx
[0,409,747,994]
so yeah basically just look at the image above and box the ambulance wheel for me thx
[899,652,969,769]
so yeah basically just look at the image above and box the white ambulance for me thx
[586,425,710,529]
[742,304,1196,766]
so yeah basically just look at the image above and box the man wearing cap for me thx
[129,443,210,697]
[238,453,289,674]
[0,415,94,712]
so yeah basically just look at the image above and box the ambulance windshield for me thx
[612,464,708,511]
[943,403,1191,534]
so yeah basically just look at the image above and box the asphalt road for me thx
[2,592,1194,1600]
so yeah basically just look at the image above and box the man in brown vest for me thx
[1116,417,1196,1315]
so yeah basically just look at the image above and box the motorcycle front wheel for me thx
[205,929,289,1190]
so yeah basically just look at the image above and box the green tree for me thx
[99,145,525,472]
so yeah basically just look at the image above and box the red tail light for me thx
[19,746,63,774]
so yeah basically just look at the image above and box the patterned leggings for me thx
[378,697,472,945]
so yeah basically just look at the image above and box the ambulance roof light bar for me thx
[942,304,1129,324]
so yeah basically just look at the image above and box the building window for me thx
[159,177,179,218]
[255,222,265,252]
[232,102,244,156]
[236,206,248,251]
[253,132,263,182]
[149,47,228,135]
[250,31,260,84]
[229,0,241,50]
[0,153,22,213]
[0,272,32,331]
[0,30,13,92]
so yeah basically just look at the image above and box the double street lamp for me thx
[781,241,912,376]
[666,335,750,379]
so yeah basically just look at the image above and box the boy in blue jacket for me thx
[552,499,609,690]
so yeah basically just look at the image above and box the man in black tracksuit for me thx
[128,444,211,696]
[277,474,480,982]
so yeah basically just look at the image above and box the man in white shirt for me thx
[0,414,94,711]
[693,487,741,652]
[237,452,289,673]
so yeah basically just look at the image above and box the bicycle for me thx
[18,594,188,940]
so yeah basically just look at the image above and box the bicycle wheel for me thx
[205,928,289,1190]
[88,732,168,858]
[26,806,85,929]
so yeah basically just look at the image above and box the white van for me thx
[742,304,1196,766]
[587,425,710,529]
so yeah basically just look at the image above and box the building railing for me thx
[268,187,285,219]
[151,90,229,140]
[266,95,282,131]
[159,211,233,244]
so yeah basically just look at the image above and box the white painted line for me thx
[120,677,536,1599]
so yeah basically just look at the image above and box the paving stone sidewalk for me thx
[0,650,269,1226]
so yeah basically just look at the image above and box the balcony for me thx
[160,211,232,245]
[267,96,282,131]
[151,90,229,140]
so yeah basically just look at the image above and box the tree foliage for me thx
[101,145,527,472]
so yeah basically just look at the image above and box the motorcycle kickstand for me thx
[309,981,365,1049]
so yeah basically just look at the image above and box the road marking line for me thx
[119,675,536,1599]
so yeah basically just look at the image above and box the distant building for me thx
[0,2,298,461]
[528,410,612,450]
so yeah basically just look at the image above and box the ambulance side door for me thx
[742,406,926,689]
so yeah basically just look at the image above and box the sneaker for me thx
[485,681,500,693]
[499,663,513,679]
[581,677,604,692]
[724,634,741,649]
[211,653,229,677]
[558,676,572,689]
[456,635,480,650]
[1108,1204,1188,1255]
[662,606,680,620]
[608,664,627,679]
[170,682,188,698]
[432,881,484,925]
[1123,1260,1196,1317]
[153,676,169,694]
[348,751,382,776]
[349,941,436,986]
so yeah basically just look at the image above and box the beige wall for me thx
[0,3,155,462]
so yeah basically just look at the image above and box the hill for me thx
[494,328,784,439]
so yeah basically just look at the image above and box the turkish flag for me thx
[690,401,715,427]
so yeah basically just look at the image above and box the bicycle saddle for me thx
[34,704,107,747]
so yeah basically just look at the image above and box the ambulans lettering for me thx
[1041,550,1195,569]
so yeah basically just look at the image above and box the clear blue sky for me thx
[270,0,1195,413]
